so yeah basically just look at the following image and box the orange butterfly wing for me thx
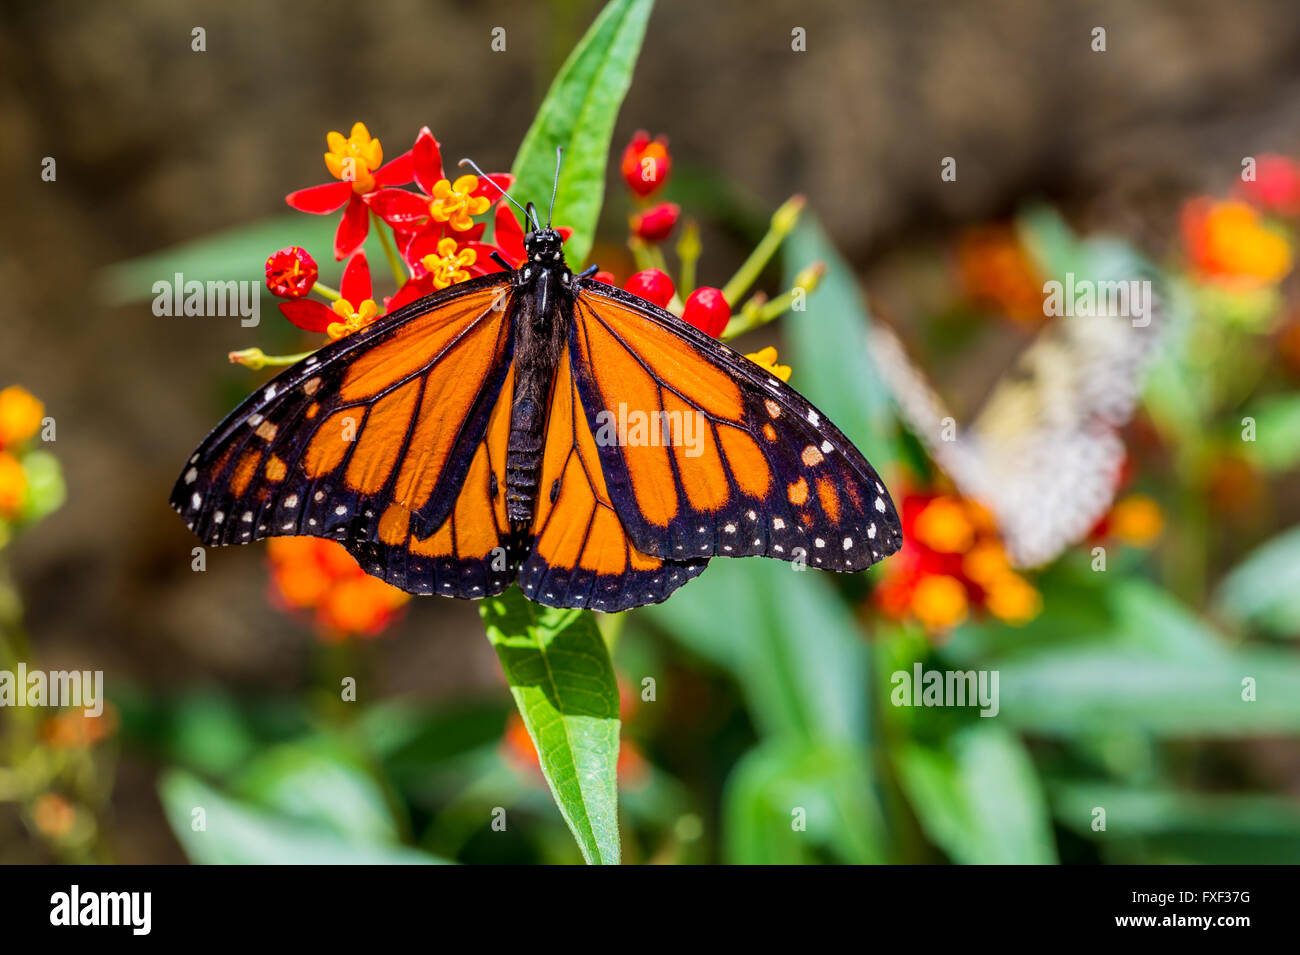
[171,275,519,598]
[517,343,708,611]
[565,282,903,574]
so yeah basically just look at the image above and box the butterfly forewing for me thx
[170,274,518,598]
[566,281,903,572]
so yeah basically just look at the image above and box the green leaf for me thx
[1215,523,1300,636]
[723,740,886,864]
[782,215,900,472]
[159,770,447,864]
[645,557,873,744]
[987,580,1300,734]
[895,725,1056,864]
[509,0,654,266]
[481,588,621,865]
[1239,393,1300,472]
[234,738,402,844]
[96,214,338,306]
[1051,782,1300,864]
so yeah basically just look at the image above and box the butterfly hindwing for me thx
[519,342,709,611]
[567,282,903,572]
[171,274,517,597]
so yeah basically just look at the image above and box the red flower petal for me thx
[286,180,352,214]
[387,276,435,312]
[334,195,370,261]
[494,205,525,265]
[279,299,335,333]
[365,188,430,231]
[341,250,372,304]
[412,127,445,196]
[465,241,505,274]
[473,173,515,205]
[373,149,414,188]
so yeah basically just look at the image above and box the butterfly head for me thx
[523,226,567,267]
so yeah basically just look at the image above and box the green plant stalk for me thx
[720,195,806,306]
[371,211,409,287]
[676,219,700,295]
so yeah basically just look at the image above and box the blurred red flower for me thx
[621,130,671,197]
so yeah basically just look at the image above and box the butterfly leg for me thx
[491,251,514,272]
[576,265,600,279]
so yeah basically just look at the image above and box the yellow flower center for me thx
[327,298,381,340]
[323,122,383,194]
[429,175,491,232]
[422,238,478,289]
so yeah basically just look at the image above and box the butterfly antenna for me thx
[457,158,537,230]
[547,146,563,228]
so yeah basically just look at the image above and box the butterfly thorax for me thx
[504,228,574,530]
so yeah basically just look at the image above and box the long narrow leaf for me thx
[509,0,654,265]
[482,589,622,865]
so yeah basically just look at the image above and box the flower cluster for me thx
[874,490,1042,633]
[0,385,63,544]
[266,536,410,642]
[1182,155,1299,288]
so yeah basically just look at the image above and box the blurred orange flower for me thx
[956,225,1047,325]
[0,385,44,450]
[267,537,410,641]
[40,705,118,749]
[874,490,1041,634]
[0,452,25,519]
[31,793,77,839]
[1089,492,1166,549]
[1181,198,1293,285]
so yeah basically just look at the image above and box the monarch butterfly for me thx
[171,159,902,611]
[869,254,1167,568]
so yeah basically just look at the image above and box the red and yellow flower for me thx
[277,250,382,339]
[285,122,414,261]
[874,490,1041,633]
[365,127,511,267]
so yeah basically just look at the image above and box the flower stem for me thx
[313,281,341,302]
[720,195,806,307]
[676,219,701,295]
[371,211,408,287]
[229,348,317,370]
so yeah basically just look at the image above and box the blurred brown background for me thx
[2,0,1300,860]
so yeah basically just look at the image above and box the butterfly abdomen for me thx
[504,262,572,527]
